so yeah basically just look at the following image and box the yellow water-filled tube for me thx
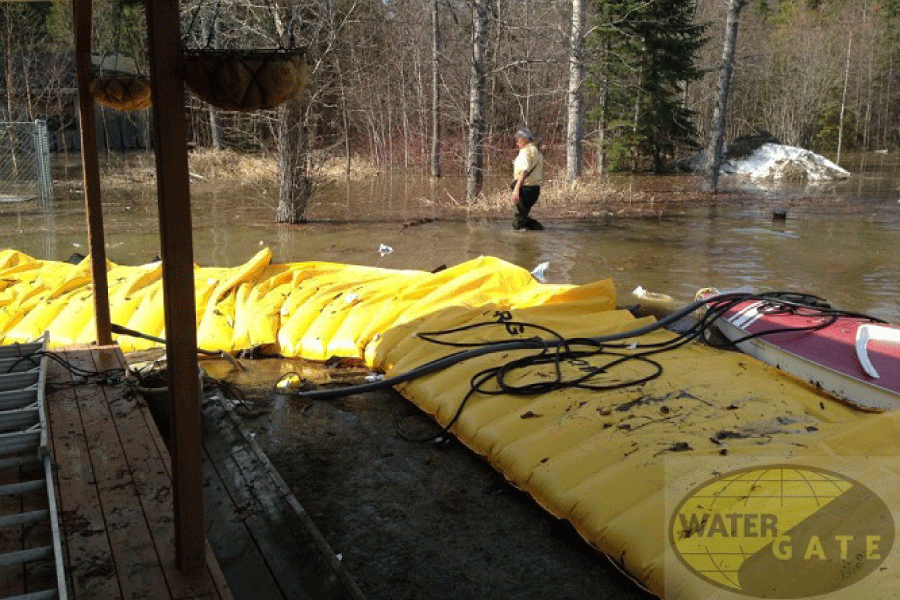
[0,249,581,360]
[371,296,900,599]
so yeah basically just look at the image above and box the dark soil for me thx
[226,359,655,600]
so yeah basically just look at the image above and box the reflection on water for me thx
[2,153,899,323]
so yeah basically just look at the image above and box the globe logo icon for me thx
[670,465,894,598]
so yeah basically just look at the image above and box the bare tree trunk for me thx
[632,77,640,172]
[5,32,14,120]
[276,98,311,223]
[4,32,18,179]
[597,40,609,175]
[565,0,584,182]
[430,0,441,178]
[864,26,874,151]
[882,61,892,148]
[401,60,410,171]
[340,73,351,176]
[466,0,489,202]
[208,106,222,149]
[837,31,852,165]
[705,0,748,193]
[201,10,222,150]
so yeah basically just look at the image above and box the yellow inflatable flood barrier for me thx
[372,299,900,598]
[0,248,581,359]
[4,247,900,597]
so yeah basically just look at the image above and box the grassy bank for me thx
[87,150,710,219]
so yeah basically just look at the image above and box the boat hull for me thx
[709,299,900,411]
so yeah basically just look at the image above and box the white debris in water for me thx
[531,261,549,282]
[378,243,393,257]
[632,285,674,303]
[721,143,849,181]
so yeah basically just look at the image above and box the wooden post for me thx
[145,0,206,572]
[72,0,112,346]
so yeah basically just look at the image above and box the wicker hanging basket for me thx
[182,49,308,112]
[90,76,152,111]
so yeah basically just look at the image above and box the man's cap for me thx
[515,127,533,141]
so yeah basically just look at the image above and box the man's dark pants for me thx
[514,185,543,230]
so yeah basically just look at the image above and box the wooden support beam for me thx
[144,0,206,573]
[72,0,112,346]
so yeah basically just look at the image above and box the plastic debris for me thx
[632,285,673,303]
[365,373,385,382]
[531,261,549,282]
[378,243,393,257]
[276,374,301,388]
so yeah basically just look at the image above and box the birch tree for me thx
[566,0,585,181]
[466,0,489,202]
[431,0,441,178]
[706,0,749,192]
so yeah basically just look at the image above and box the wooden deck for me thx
[9,345,368,600]
[45,346,231,600]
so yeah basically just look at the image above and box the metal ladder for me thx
[0,333,67,600]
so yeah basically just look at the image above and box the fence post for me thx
[34,120,52,205]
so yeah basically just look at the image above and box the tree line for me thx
[1,0,898,218]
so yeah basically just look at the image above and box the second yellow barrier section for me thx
[372,296,900,599]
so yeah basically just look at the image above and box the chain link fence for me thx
[0,121,52,205]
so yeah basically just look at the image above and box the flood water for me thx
[3,151,899,323]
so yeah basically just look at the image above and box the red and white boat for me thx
[701,293,900,411]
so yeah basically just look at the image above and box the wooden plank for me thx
[59,350,172,600]
[204,544,232,600]
[98,349,231,600]
[46,354,121,600]
[90,349,220,600]
[116,379,234,600]
[117,358,233,600]
[145,0,206,572]
[201,397,363,600]
[72,0,112,346]
[202,445,285,600]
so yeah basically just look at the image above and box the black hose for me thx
[288,291,755,400]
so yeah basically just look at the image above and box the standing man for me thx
[510,127,544,230]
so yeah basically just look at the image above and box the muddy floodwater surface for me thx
[6,152,900,322]
[4,152,900,598]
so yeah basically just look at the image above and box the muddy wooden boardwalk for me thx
[0,345,363,600]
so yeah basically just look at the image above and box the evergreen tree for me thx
[589,0,707,172]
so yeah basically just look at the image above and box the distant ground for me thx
[77,149,716,220]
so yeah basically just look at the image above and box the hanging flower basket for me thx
[90,76,152,111]
[182,49,308,112]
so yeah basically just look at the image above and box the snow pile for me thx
[721,143,849,181]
